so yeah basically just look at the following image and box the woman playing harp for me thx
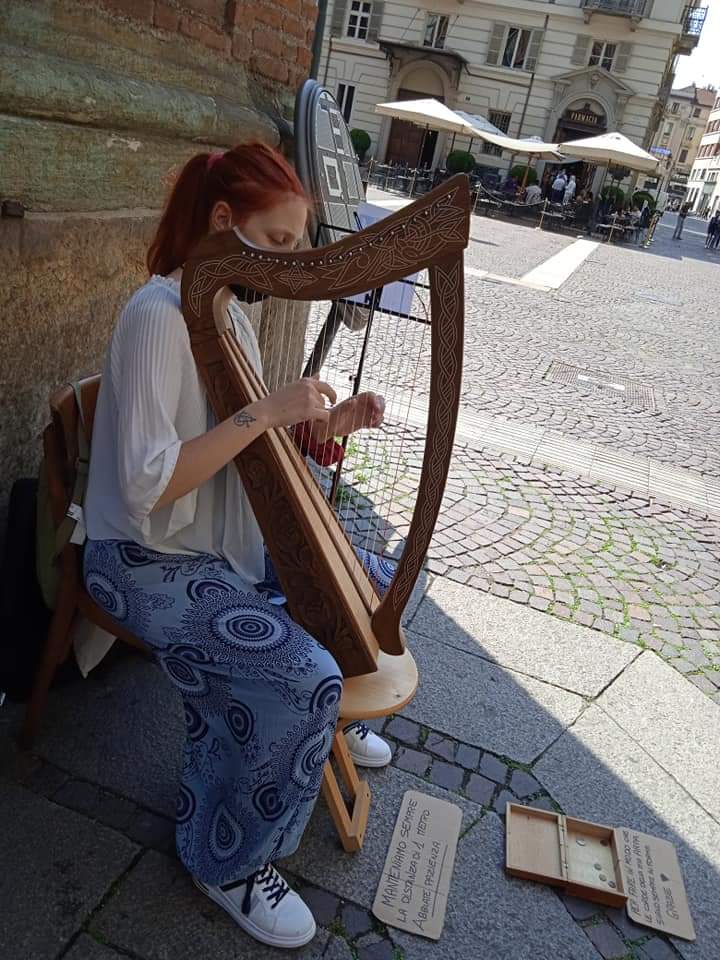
[83,143,394,949]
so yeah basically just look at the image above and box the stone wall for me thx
[0,0,317,529]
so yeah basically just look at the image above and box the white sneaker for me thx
[343,721,392,768]
[194,863,316,949]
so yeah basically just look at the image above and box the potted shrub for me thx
[631,190,656,212]
[510,164,537,185]
[446,150,475,174]
[350,128,371,162]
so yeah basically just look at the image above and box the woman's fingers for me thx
[313,380,337,405]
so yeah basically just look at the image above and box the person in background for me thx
[672,203,690,240]
[563,174,577,206]
[503,174,519,197]
[525,181,542,204]
[705,211,719,248]
[573,190,594,236]
[551,170,566,203]
[637,203,652,246]
[712,213,720,249]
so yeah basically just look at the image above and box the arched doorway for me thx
[385,66,444,167]
[545,100,608,195]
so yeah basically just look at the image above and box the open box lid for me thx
[506,805,695,942]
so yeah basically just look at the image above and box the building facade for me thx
[317,0,706,187]
[650,83,715,198]
[686,93,720,215]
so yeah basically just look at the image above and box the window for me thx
[483,109,511,156]
[424,13,449,48]
[337,83,355,124]
[662,123,673,138]
[589,40,616,71]
[502,27,533,69]
[686,126,696,140]
[693,107,701,117]
[346,0,372,40]
[679,149,688,163]
[671,102,679,114]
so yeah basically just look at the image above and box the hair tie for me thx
[206,151,224,171]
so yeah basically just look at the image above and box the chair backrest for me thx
[44,376,100,529]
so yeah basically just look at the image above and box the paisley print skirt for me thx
[83,539,395,886]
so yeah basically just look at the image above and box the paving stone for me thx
[585,922,627,958]
[125,808,176,856]
[341,901,373,938]
[493,789,515,817]
[456,744,481,769]
[393,747,429,777]
[597,652,720,820]
[24,760,69,798]
[64,934,127,959]
[0,783,138,960]
[562,895,603,920]
[527,795,557,812]
[323,936,355,959]
[464,773,495,806]
[535,706,720,960]
[479,754,508,784]
[384,716,420,745]
[509,769,540,798]
[413,581,635,696]
[54,779,101,817]
[637,938,680,960]
[605,904,650,941]
[425,732,456,762]
[428,760,464,792]
[94,791,136,832]
[356,939,395,960]
[300,885,340,926]
[92,849,330,959]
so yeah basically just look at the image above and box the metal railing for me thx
[682,4,707,36]
[581,0,650,18]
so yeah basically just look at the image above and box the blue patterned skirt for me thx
[83,539,395,885]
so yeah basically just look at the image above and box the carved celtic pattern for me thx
[184,181,469,319]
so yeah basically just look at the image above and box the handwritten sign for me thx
[372,790,462,940]
[616,828,695,941]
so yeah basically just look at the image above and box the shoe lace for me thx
[244,863,290,913]
[345,721,370,741]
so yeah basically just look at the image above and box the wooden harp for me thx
[180,175,470,678]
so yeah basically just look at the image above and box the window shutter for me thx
[525,30,543,72]
[330,0,348,37]
[367,1,384,42]
[614,42,632,73]
[486,22,506,65]
[570,35,591,66]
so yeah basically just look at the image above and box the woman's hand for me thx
[250,377,337,430]
[310,391,385,443]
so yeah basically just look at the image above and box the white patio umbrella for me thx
[557,131,659,173]
[375,98,478,135]
[375,98,479,193]
[468,129,562,159]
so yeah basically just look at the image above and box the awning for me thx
[374,98,478,135]
[557,131,659,173]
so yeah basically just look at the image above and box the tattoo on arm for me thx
[233,410,256,428]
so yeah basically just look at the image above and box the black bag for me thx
[0,478,79,703]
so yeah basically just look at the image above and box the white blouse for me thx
[85,275,266,588]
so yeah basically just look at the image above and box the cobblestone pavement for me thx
[2,705,685,960]
[305,207,720,704]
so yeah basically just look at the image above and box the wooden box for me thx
[506,804,627,908]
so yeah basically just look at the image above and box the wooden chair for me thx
[20,377,418,852]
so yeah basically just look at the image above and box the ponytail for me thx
[147,142,308,276]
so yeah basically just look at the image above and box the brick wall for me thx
[98,0,317,92]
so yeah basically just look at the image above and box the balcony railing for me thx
[581,0,651,22]
[682,5,707,37]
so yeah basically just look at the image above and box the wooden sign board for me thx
[373,790,462,940]
[506,805,695,942]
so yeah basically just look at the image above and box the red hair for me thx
[147,142,309,276]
